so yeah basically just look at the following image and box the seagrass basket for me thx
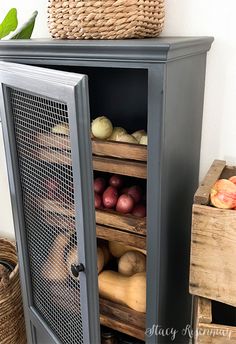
[48,0,165,40]
[0,239,26,344]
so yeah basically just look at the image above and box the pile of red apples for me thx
[211,176,236,209]
[94,174,146,217]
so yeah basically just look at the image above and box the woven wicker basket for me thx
[0,239,26,344]
[48,0,165,40]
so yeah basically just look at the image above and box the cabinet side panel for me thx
[159,54,207,343]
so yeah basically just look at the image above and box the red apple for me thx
[132,204,146,218]
[94,192,102,209]
[210,179,236,209]
[109,175,124,189]
[103,186,119,209]
[94,177,106,194]
[116,194,135,214]
[127,185,142,204]
[229,176,236,185]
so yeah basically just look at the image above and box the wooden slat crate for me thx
[194,296,236,343]
[190,160,236,307]
[37,133,147,179]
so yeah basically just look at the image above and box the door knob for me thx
[71,263,85,278]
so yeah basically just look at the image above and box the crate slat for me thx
[93,156,147,179]
[92,139,147,162]
[99,298,145,341]
[37,148,147,179]
[39,199,146,236]
[194,160,226,205]
[194,297,236,344]
[96,225,146,250]
[190,204,236,307]
[37,133,147,162]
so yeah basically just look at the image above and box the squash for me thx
[42,234,69,282]
[67,246,105,279]
[109,241,146,258]
[98,271,146,313]
[118,251,146,276]
[97,247,105,274]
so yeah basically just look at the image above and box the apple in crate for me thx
[229,176,236,185]
[210,179,236,209]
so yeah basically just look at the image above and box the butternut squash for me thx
[98,271,146,313]
[67,246,105,279]
[108,241,146,258]
[118,251,146,276]
[42,233,69,282]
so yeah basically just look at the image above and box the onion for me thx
[94,192,102,209]
[116,134,138,144]
[103,186,119,209]
[108,127,127,141]
[139,135,148,145]
[91,116,113,139]
[109,175,124,189]
[52,123,70,135]
[127,185,142,204]
[132,130,146,142]
[132,204,146,218]
[94,177,106,194]
[116,194,135,214]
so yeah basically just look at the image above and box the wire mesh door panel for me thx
[0,62,100,344]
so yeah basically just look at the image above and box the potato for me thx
[132,130,146,142]
[116,134,138,144]
[91,116,113,139]
[140,135,148,145]
[108,127,127,141]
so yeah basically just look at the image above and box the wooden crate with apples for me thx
[190,160,236,307]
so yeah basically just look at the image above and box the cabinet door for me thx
[0,62,100,344]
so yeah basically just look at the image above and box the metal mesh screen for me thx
[9,88,84,344]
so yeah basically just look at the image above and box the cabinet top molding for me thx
[0,37,213,64]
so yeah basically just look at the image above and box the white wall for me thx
[0,0,236,238]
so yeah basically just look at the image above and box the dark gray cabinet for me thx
[0,37,213,344]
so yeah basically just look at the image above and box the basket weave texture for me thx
[48,0,165,39]
[0,239,26,344]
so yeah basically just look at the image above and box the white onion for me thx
[91,116,113,139]
[116,134,138,144]
[132,130,146,142]
[108,127,127,141]
[139,135,148,145]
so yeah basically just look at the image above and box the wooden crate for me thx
[194,296,236,343]
[190,160,236,307]
[37,133,147,179]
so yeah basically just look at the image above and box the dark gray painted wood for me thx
[0,62,100,344]
[0,37,213,64]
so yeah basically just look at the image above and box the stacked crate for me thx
[190,160,236,343]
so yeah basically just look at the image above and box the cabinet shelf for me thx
[36,133,147,179]
[39,198,147,238]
